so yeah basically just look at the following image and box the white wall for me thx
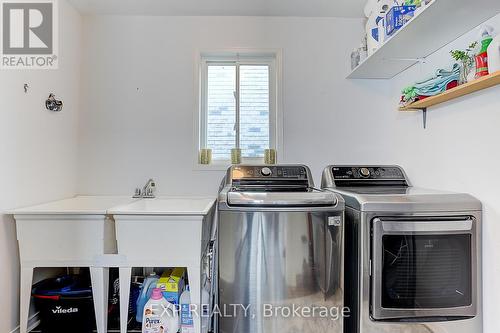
[337,14,500,333]
[79,12,500,333]
[0,1,82,331]
[77,16,374,195]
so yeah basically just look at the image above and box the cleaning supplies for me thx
[359,36,368,63]
[180,287,195,333]
[365,0,383,55]
[157,267,186,305]
[365,0,399,55]
[142,288,179,333]
[351,48,360,69]
[365,7,380,56]
[136,273,160,323]
[385,5,416,37]
[487,32,500,74]
[475,26,494,78]
[377,15,387,45]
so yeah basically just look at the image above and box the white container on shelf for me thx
[365,0,397,55]
[488,33,500,73]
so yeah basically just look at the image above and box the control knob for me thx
[359,167,371,178]
[261,167,272,177]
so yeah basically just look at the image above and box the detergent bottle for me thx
[136,273,160,323]
[365,0,398,55]
[475,26,494,78]
[142,288,179,333]
[180,286,195,333]
[487,32,500,74]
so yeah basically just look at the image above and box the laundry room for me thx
[1,0,499,333]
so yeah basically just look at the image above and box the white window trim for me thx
[193,49,283,171]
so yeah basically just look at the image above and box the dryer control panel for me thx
[327,165,409,187]
[331,166,405,180]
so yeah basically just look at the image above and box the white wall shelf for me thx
[348,0,500,79]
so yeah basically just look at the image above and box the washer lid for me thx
[227,190,337,207]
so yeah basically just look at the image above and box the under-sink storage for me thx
[109,197,216,333]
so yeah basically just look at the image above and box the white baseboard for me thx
[9,313,40,333]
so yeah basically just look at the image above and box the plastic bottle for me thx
[365,0,398,55]
[142,288,179,333]
[487,33,500,74]
[365,13,380,56]
[351,48,360,70]
[180,286,195,333]
[359,39,368,63]
[475,26,494,78]
[136,273,160,323]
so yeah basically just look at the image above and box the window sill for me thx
[193,159,268,171]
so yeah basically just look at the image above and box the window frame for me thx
[195,49,283,170]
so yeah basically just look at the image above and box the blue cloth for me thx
[412,63,460,96]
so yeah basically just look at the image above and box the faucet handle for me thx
[133,187,142,198]
[148,179,156,197]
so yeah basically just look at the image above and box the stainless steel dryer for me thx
[321,165,482,333]
[217,165,345,333]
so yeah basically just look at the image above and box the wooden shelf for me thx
[399,71,500,111]
[347,0,500,79]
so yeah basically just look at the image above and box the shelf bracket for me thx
[403,106,428,128]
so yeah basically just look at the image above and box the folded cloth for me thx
[413,63,460,96]
[401,63,460,104]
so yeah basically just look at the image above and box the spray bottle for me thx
[475,26,494,78]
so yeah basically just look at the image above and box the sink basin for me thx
[9,196,136,215]
[108,197,216,215]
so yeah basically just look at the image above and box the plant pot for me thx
[459,61,475,84]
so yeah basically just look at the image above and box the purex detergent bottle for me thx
[142,288,179,333]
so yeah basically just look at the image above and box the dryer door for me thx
[370,216,477,321]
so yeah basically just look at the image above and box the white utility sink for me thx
[10,195,137,215]
[109,196,217,333]
[108,197,216,215]
[9,195,137,333]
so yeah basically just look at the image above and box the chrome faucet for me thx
[133,178,156,198]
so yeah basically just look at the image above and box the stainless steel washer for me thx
[217,164,345,333]
[321,165,482,333]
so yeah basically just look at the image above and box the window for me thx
[198,51,281,165]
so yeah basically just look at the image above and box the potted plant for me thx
[450,42,478,84]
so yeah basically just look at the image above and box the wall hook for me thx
[24,83,29,93]
[45,93,63,112]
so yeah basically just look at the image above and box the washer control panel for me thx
[232,165,308,179]
[331,166,405,180]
